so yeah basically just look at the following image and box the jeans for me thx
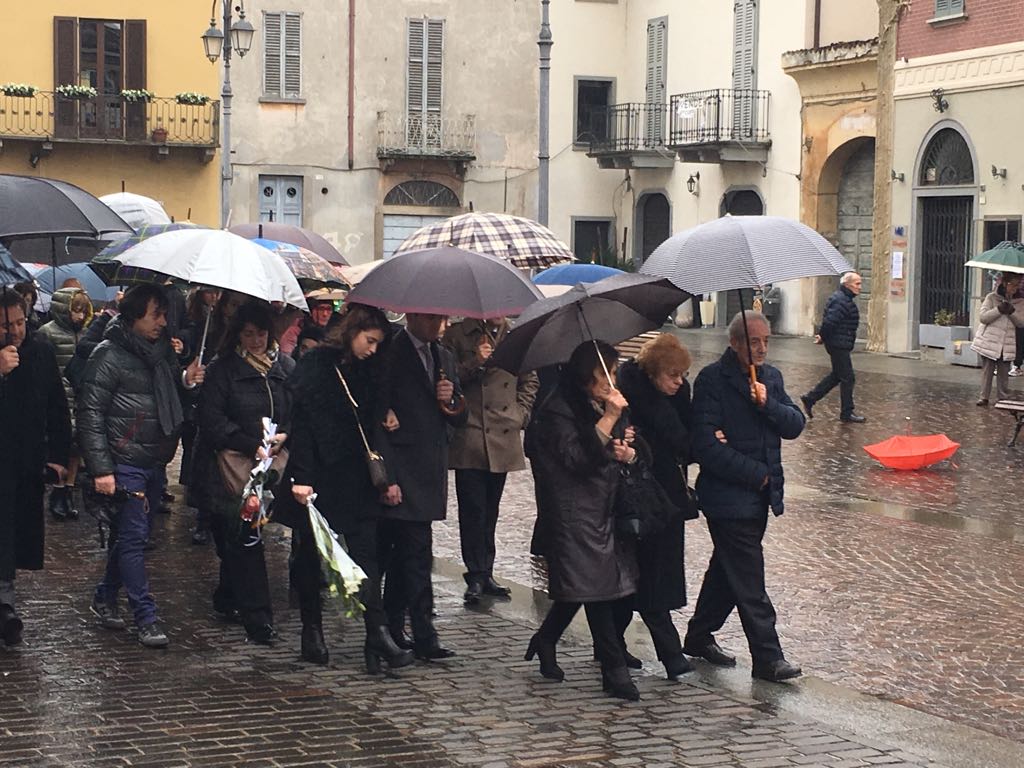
[805,346,855,418]
[94,464,162,628]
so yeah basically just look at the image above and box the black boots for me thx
[299,593,328,665]
[49,486,79,521]
[364,625,415,674]
[602,666,640,701]
[0,604,24,646]
[525,633,564,681]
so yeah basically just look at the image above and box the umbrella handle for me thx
[197,305,213,363]
[437,369,466,416]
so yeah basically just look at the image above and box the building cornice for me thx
[895,40,1024,99]
[782,39,878,72]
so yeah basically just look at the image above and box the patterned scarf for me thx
[237,341,279,377]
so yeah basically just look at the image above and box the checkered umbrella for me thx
[394,212,574,270]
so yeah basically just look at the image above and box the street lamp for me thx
[201,1,256,227]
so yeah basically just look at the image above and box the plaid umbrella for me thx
[91,222,206,285]
[394,212,574,270]
[251,238,349,290]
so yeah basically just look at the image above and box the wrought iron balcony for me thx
[377,111,476,162]
[0,91,220,152]
[586,103,674,170]
[668,89,771,163]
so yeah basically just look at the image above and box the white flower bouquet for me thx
[306,494,367,618]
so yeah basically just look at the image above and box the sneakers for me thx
[90,598,126,630]
[1011,365,1023,377]
[138,621,169,648]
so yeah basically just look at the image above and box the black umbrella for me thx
[0,244,32,286]
[488,273,689,375]
[343,246,542,320]
[0,174,133,266]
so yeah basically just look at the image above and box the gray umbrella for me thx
[343,246,542,319]
[488,273,689,374]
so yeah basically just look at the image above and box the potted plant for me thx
[1,83,37,98]
[120,88,153,103]
[920,308,971,349]
[151,123,168,143]
[175,91,210,105]
[55,84,97,100]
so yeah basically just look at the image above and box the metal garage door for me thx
[382,214,448,259]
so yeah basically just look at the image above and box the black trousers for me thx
[454,469,507,582]
[538,597,632,669]
[684,512,783,664]
[805,346,855,418]
[290,507,386,631]
[209,515,272,629]
[378,518,436,643]
[639,609,684,662]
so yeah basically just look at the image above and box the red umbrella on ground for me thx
[863,434,960,471]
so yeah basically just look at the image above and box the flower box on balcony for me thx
[1,84,37,98]
[120,89,153,103]
[55,85,97,100]
[175,92,210,105]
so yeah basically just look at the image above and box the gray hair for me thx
[727,310,769,341]
[841,272,861,287]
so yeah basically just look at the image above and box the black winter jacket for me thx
[77,318,186,476]
[819,285,859,351]
[691,348,804,519]
[65,310,115,393]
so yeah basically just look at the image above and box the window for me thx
[572,218,614,263]
[384,181,459,207]
[263,11,301,99]
[407,18,444,149]
[934,0,965,18]
[574,78,614,147]
[919,128,974,186]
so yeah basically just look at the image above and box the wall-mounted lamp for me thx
[891,170,905,183]
[28,152,40,168]
[931,88,949,113]
[686,172,700,195]
[991,165,1007,179]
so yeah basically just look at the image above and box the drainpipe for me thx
[537,0,552,225]
[813,0,822,48]
[347,0,355,170]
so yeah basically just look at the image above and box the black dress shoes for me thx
[663,654,695,680]
[752,658,802,682]
[682,640,737,667]
[840,413,867,423]
[0,605,23,646]
[245,623,277,646]
[800,395,814,419]
[601,666,640,701]
[481,576,512,599]
[463,579,483,605]
[389,627,415,650]
[414,636,456,661]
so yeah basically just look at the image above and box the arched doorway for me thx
[837,141,875,339]
[721,188,764,320]
[636,192,671,264]
[915,127,976,327]
[381,180,461,258]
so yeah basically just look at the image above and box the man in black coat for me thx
[0,289,72,646]
[378,313,467,660]
[801,272,866,423]
[682,311,806,682]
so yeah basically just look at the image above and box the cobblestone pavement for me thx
[2,507,951,768]
[434,332,1024,743]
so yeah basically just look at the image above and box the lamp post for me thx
[202,1,255,228]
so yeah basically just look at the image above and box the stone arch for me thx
[912,120,978,190]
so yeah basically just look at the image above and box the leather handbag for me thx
[217,448,290,498]
[335,366,390,491]
[613,457,680,542]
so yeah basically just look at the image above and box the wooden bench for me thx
[614,330,661,362]
[994,399,1024,446]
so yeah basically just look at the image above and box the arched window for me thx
[383,180,459,207]
[919,128,974,186]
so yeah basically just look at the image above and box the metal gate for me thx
[919,196,972,325]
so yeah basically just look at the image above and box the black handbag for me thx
[335,366,390,491]
[613,457,680,542]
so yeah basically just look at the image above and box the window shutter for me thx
[646,18,667,144]
[425,19,443,115]
[124,20,147,141]
[53,16,77,139]
[263,12,282,96]
[935,0,963,16]
[732,0,756,92]
[283,13,301,97]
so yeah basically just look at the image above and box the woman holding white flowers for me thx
[284,304,414,673]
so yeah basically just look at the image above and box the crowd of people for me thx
[1,276,810,701]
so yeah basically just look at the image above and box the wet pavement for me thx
[3,328,1024,766]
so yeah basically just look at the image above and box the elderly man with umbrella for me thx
[0,287,72,646]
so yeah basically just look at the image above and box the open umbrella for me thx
[91,222,206,286]
[533,262,625,286]
[99,192,172,231]
[488,273,689,375]
[96,228,306,310]
[251,238,349,290]
[24,262,120,307]
[343,246,542,319]
[863,434,960,471]
[394,211,574,270]
[0,174,134,265]
[230,222,348,266]
[0,245,32,286]
[964,241,1024,274]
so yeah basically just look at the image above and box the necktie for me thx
[419,343,434,381]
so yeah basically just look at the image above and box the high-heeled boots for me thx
[364,625,415,674]
[601,665,640,701]
[524,633,564,681]
[299,593,328,665]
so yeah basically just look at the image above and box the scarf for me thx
[237,341,278,377]
[111,319,184,437]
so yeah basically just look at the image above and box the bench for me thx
[614,330,661,362]
[994,399,1024,446]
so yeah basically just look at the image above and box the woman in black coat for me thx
[616,333,696,680]
[523,340,641,701]
[195,302,293,645]
[284,304,414,673]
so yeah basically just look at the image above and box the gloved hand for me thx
[998,300,1015,315]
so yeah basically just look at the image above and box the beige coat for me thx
[971,291,1024,362]
[444,319,538,472]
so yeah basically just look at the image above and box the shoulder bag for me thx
[335,366,390,491]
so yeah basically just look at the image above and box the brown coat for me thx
[443,319,538,473]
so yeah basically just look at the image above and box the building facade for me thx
[0,2,221,226]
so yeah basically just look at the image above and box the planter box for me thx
[944,339,982,368]
[920,323,970,349]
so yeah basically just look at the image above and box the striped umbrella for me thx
[394,212,574,270]
[251,238,349,291]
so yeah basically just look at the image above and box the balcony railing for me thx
[668,89,770,146]
[0,91,220,147]
[587,102,668,154]
[377,111,476,159]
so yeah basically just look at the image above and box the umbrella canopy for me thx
[337,260,381,287]
[24,262,120,306]
[863,434,960,471]
[0,174,134,265]
[99,192,172,231]
[394,212,574,270]
[640,215,853,295]
[964,241,1024,275]
[230,222,349,266]
[343,246,542,319]
[95,228,306,309]
[533,263,625,286]
[489,273,689,374]
[0,245,32,286]
[91,222,207,286]
[251,238,348,290]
